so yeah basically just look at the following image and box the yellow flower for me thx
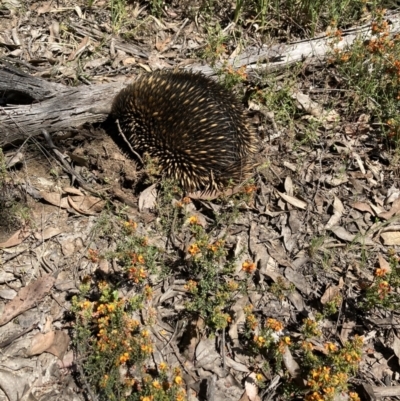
[159,362,168,371]
[302,341,313,351]
[124,220,137,233]
[208,239,224,253]
[140,344,153,354]
[246,314,258,330]
[119,352,130,364]
[174,376,183,385]
[254,335,266,347]
[144,285,153,300]
[305,392,324,401]
[188,215,199,225]
[323,387,335,395]
[349,392,361,401]
[226,280,239,291]
[152,380,162,389]
[324,342,338,353]
[100,374,109,388]
[188,244,200,256]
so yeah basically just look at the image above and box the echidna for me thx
[112,70,258,191]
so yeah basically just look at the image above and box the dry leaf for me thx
[46,330,70,359]
[68,195,105,215]
[63,187,83,196]
[138,183,158,211]
[74,5,83,18]
[352,152,366,174]
[5,151,24,168]
[0,229,30,248]
[122,57,136,66]
[330,226,374,245]
[325,196,344,230]
[381,232,400,245]
[242,373,261,401]
[195,338,219,368]
[41,191,63,207]
[284,176,294,196]
[0,275,55,326]
[28,331,56,356]
[321,282,342,304]
[282,345,301,379]
[379,197,400,220]
[36,1,52,14]
[68,36,90,61]
[378,254,391,274]
[34,227,63,241]
[340,321,356,344]
[277,191,307,209]
[224,356,250,373]
[370,203,385,215]
[351,202,374,215]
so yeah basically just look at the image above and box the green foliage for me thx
[110,0,127,30]
[360,252,400,310]
[72,282,187,401]
[330,9,400,141]
[148,0,164,17]
[202,23,228,65]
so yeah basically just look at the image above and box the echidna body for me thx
[112,70,258,191]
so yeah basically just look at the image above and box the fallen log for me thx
[0,63,125,147]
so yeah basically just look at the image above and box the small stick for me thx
[115,119,144,165]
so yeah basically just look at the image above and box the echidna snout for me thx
[112,70,258,191]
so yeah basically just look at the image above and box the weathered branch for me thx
[0,64,125,147]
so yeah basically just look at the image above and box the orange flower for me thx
[266,318,284,332]
[374,267,388,277]
[124,219,137,233]
[246,314,258,330]
[324,342,338,353]
[254,335,266,347]
[243,184,257,194]
[88,248,99,262]
[188,244,200,256]
[119,352,130,364]
[152,380,161,389]
[242,260,256,273]
[208,239,224,253]
[184,280,197,292]
[159,362,168,371]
